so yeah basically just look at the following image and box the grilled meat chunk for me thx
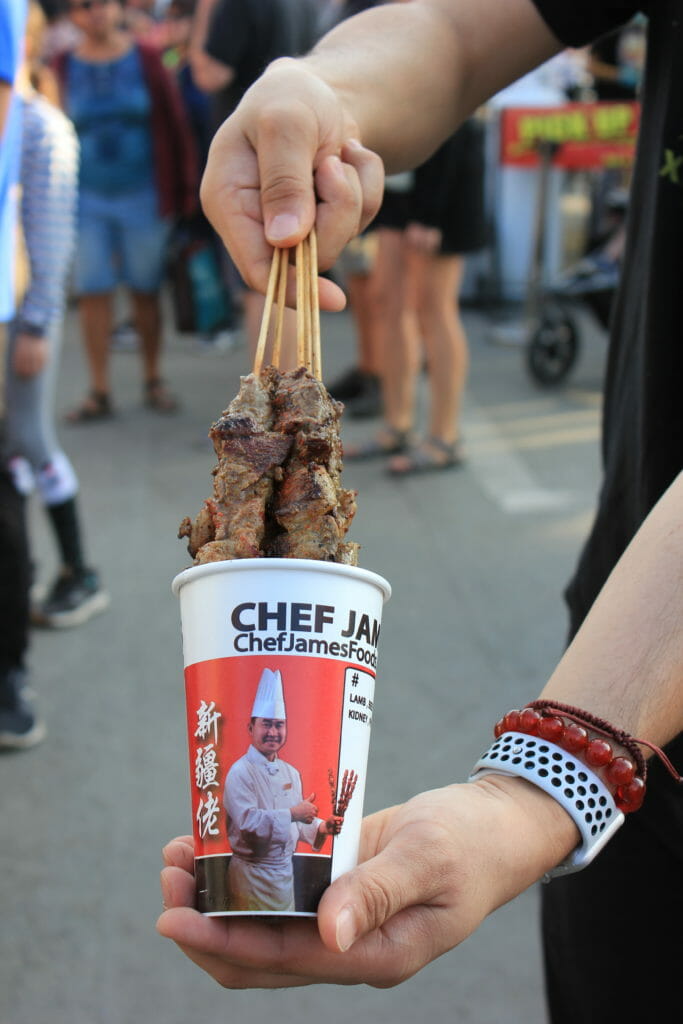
[179,367,359,565]
[270,369,356,562]
[178,502,216,558]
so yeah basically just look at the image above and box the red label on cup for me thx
[185,654,375,915]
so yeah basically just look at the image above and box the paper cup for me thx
[172,557,391,917]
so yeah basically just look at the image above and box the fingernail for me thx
[160,873,170,910]
[267,213,301,242]
[336,906,358,952]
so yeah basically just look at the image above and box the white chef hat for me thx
[251,668,286,719]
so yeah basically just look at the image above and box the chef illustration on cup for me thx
[223,668,343,912]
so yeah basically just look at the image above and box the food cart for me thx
[498,100,640,385]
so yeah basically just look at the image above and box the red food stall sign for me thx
[500,102,640,170]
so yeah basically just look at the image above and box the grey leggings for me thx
[4,319,78,505]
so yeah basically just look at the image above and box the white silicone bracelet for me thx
[469,731,625,880]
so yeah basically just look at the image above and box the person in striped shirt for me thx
[4,0,109,629]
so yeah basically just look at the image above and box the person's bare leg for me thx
[374,228,420,435]
[420,254,467,445]
[387,253,467,472]
[401,238,427,388]
[132,290,178,409]
[345,245,383,378]
[78,292,113,396]
[345,273,376,374]
[131,289,162,382]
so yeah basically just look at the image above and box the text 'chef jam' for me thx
[229,602,380,666]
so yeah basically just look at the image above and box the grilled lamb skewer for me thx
[327,767,358,816]
[336,769,358,816]
[179,367,359,565]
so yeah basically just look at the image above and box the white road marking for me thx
[462,398,599,514]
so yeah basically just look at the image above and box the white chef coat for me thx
[224,744,323,911]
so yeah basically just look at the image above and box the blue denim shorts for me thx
[73,187,172,295]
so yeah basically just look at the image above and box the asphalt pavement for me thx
[1,293,607,1024]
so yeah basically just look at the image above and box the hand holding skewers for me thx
[199,60,384,313]
[322,815,344,837]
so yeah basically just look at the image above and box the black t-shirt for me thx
[533,0,683,635]
[533,14,682,1017]
[206,0,316,121]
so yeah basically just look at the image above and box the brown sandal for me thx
[65,391,115,424]
[144,378,179,414]
[388,436,465,476]
[344,427,411,460]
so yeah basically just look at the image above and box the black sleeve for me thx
[205,0,249,68]
[530,0,650,47]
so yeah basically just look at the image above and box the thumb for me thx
[256,134,317,248]
[316,839,441,953]
[306,792,316,803]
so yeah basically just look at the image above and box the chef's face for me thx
[249,717,287,760]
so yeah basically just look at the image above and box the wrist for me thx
[467,773,580,898]
[471,730,627,880]
[270,57,362,141]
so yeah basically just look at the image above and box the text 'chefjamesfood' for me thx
[229,601,381,666]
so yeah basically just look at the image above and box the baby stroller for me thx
[525,182,627,387]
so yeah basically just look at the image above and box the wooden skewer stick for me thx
[272,246,288,368]
[296,239,306,368]
[309,227,321,380]
[299,237,309,370]
[303,237,312,371]
[254,233,320,376]
[254,245,282,375]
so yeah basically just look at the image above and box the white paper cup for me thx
[172,557,391,917]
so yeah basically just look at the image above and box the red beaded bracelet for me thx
[493,702,681,814]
